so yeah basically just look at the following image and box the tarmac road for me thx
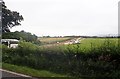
[0,69,33,79]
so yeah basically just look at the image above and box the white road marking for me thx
[0,69,32,77]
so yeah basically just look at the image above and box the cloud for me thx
[5,0,118,36]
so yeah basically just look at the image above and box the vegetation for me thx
[2,38,120,78]
[2,1,119,78]
[38,37,72,45]
[2,1,23,32]
[2,30,41,45]
[73,38,118,52]
[2,63,67,77]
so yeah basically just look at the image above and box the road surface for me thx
[0,69,33,79]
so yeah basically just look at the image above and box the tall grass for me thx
[2,38,120,78]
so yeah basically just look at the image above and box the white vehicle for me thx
[1,39,19,48]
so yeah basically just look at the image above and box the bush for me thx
[2,39,120,78]
[2,31,41,45]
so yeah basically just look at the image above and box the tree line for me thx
[2,30,41,45]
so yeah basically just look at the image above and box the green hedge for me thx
[2,40,120,78]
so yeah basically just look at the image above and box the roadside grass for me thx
[2,63,68,77]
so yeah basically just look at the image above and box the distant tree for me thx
[2,31,41,45]
[2,1,23,32]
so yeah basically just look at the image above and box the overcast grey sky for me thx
[4,0,119,36]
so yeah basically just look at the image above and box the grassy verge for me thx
[2,63,68,77]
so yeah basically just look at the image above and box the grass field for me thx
[40,37,119,53]
[67,38,119,52]
[38,37,72,44]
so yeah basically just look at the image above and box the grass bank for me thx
[2,63,68,77]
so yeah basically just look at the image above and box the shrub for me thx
[2,39,120,78]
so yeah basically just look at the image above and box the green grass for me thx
[2,63,68,77]
[67,38,119,52]
[39,38,118,52]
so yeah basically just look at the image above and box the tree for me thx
[2,1,23,32]
[2,31,41,45]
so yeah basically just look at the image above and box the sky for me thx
[4,0,120,36]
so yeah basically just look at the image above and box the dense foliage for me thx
[2,1,23,32]
[2,30,41,45]
[2,38,120,78]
